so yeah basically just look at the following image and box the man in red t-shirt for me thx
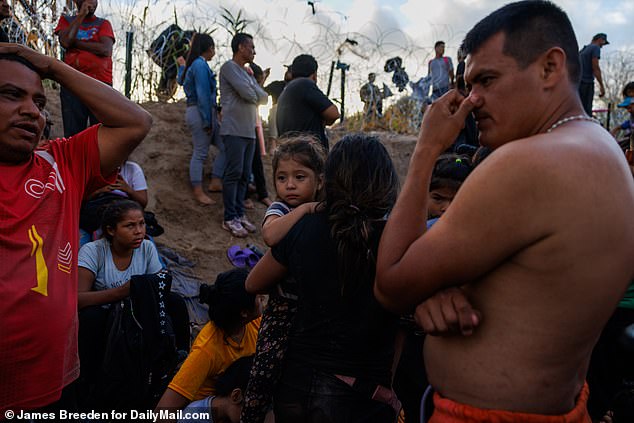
[54,0,115,137]
[0,43,151,415]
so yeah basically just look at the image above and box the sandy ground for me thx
[46,86,417,284]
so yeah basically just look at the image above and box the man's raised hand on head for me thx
[0,43,54,77]
[0,42,152,176]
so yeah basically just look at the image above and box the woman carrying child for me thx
[246,134,401,423]
[241,135,326,422]
[156,268,262,418]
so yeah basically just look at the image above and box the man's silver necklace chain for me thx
[546,114,601,133]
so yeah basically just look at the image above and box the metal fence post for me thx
[125,31,134,98]
[340,67,346,122]
[327,60,335,97]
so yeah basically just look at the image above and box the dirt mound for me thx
[45,86,417,283]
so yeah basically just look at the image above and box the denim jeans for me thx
[60,86,99,137]
[186,106,223,186]
[185,106,211,187]
[222,135,255,221]
[274,361,397,423]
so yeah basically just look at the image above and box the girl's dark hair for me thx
[272,134,327,199]
[214,355,254,396]
[430,154,473,191]
[199,268,256,334]
[324,134,399,298]
[623,81,634,98]
[101,199,144,242]
[183,33,214,80]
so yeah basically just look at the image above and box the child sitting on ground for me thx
[76,199,189,410]
[179,355,255,423]
[80,159,149,241]
[240,135,326,423]
[156,268,262,418]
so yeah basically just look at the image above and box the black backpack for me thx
[384,56,409,92]
[100,270,178,411]
[147,24,193,70]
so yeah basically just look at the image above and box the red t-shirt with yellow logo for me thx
[0,125,115,413]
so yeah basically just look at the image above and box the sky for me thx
[98,0,634,111]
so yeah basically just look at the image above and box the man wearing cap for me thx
[578,33,608,116]
[276,54,339,152]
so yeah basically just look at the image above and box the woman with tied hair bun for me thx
[246,134,401,423]
[156,268,262,416]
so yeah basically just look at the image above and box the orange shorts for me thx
[429,383,591,423]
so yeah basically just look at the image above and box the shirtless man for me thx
[375,1,634,420]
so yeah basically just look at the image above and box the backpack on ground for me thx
[100,270,178,411]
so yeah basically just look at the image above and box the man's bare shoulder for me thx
[476,123,629,185]
[447,122,634,243]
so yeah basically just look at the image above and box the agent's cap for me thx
[592,33,609,44]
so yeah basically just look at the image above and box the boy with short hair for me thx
[427,154,472,223]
